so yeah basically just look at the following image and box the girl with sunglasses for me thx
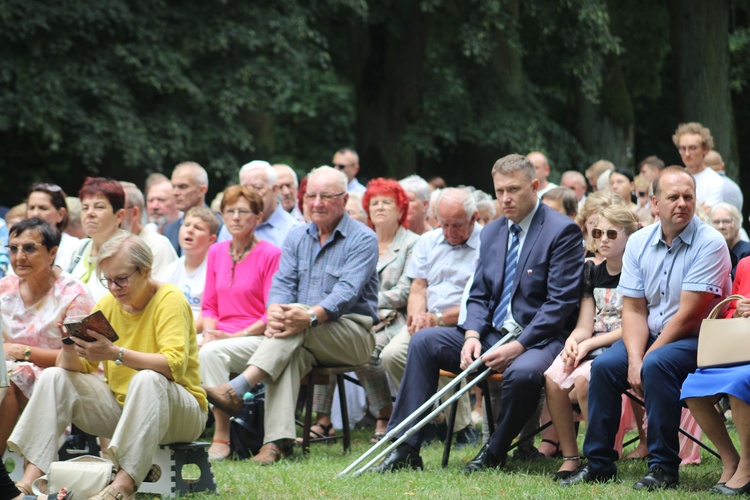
[544,205,639,479]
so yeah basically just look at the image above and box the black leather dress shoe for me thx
[632,465,678,490]
[371,445,424,473]
[559,463,616,486]
[460,444,502,473]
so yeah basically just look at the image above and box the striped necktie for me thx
[492,224,521,329]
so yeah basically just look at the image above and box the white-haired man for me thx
[164,161,213,256]
[399,175,433,235]
[274,164,304,222]
[203,166,379,465]
[218,161,301,246]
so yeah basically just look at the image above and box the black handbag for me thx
[229,385,265,459]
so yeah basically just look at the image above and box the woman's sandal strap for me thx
[15,482,33,495]
[561,455,582,461]
[212,439,231,446]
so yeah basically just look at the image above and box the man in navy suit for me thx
[373,153,583,472]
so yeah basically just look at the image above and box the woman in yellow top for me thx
[8,231,207,500]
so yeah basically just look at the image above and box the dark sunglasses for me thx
[332,163,348,170]
[591,228,621,240]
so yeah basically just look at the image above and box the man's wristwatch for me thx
[435,311,445,327]
[23,346,31,362]
[308,309,319,328]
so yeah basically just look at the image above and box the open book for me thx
[62,310,119,344]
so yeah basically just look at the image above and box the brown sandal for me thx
[15,482,32,495]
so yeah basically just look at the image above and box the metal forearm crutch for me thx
[336,328,521,477]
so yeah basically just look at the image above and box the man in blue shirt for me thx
[217,160,301,247]
[561,166,731,490]
[203,166,379,465]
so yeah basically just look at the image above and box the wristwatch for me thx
[308,309,319,328]
[23,346,31,362]
[435,311,445,327]
[115,347,125,366]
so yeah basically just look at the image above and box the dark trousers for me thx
[387,326,562,461]
[583,337,698,475]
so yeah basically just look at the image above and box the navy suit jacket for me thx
[462,203,583,349]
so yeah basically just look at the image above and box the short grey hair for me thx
[561,170,586,187]
[309,165,348,192]
[96,230,154,278]
[119,181,145,212]
[436,187,477,222]
[399,175,431,203]
[239,160,278,187]
[491,154,535,182]
[273,164,298,187]
[710,202,742,227]
[173,162,208,187]
[472,190,496,218]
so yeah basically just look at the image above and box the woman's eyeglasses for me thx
[99,269,138,289]
[5,243,43,255]
[591,228,621,240]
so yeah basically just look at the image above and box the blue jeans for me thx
[583,337,698,475]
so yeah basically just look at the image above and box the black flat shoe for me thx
[461,444,502,474]
[632,465,679,490]
[371,445,424,473]
[559,463,616,486]
[711,480,750,496]
[553,455,582,480]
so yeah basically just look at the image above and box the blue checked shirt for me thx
[268,213,379,322]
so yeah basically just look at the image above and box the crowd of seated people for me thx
[2,121,749,496]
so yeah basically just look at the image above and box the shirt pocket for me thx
[322,267,342,294]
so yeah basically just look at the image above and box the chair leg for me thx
[302,377,314,455]
[442,384,461,467]
[336,374,351,453]
[481,379,495,436]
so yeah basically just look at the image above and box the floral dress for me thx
[545,260,622,389]
[1,272,95,398]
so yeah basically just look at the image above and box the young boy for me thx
[156,206,220,332]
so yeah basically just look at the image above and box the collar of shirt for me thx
[305,212,354,243]
[257,204,285,230]
[648,215,699,248]
[507,199,541,236]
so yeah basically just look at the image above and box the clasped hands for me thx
[407,312,438,334]
[560,337,597,371]
[460,334,524,373]
[265,303,309,338]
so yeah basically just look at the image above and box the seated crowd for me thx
[1,121,748,499]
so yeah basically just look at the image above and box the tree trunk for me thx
[668,0,738,175]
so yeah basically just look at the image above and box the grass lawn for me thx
[149,423,732,499]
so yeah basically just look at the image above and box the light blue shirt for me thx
[348,178,367,194]
[407,223,482,313]
[268,213,379,322]
[218,204,301,247]
[617,216,731,338]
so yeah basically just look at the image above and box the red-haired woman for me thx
[307,178,419,443]
[68,178,126,301]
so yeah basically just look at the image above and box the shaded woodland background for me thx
[2,0,750,216]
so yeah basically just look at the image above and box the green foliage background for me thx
[1,0,749,205]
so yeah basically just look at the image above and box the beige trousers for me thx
[199,335,265,387]
[381,326,472,431]
[249,313,375,443]
[8,368,206,487]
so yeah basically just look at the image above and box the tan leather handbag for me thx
[697,294,750,368]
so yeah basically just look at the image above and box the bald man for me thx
[527,152,557,197]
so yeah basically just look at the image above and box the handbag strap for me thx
[707,294,746,319]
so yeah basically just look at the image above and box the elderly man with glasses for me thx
[202,166,379,465]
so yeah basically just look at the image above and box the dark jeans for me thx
[583,337,698,475]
